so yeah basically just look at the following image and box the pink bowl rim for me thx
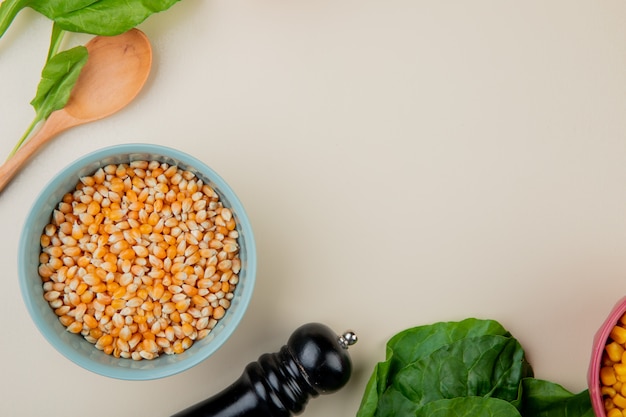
[589,296,626,417]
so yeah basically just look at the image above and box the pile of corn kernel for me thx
[601,314,626,416]
[38,160,241,360]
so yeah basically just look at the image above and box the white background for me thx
[1,1,626,415]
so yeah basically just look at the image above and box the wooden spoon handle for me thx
[0,110,73,193]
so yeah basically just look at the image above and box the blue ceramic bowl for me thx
[18,144,256,380]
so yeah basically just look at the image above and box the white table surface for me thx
[2,1,626,415]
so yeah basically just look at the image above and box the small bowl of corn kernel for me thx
[589,296,626,417]
[18,143,256,380]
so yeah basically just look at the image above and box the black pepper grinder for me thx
[172,322,357,417]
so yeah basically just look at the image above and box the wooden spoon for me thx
[0,28,152,192]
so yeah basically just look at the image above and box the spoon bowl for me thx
[65,29,152,121]
[0,28,152,192]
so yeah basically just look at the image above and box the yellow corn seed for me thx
[138,223,152,235]
[109,179,125,194]
[125,189,137,203]
[66,321,83,334]
[163,326,174,342]
[616,363,626,377]
[118,326,132,342]
[108,209,124,222]
[71,225,84,240]
[168,311,180,324]
[95,334,114,350]
[77,256,90,268]
[607,342,625,363]
[213,306,225,320]
[156,337,170,348]
[172,340,184,354]
[175,299,190,313]
[80,291,95,304]
[54,305,70,316]
[184,285,198,297]
[182,337,193,350]
[110,240,130,255]
[92,246,107,259]
[603,367,619,386]
[136,288,148,301]
[126,297,143,308]
[141,331,156,343]
[91,283,107,293]
[110,327,122,339]
[46,246,63,258]
[75,283,89,297]
[88,327,102,339]
[160,291,172,303]
[83,314,98,329]
[619,313,626,328]
[111,298,126,310]
[615,394,626,409]
[153,245,167,260]
[147,211,160,226]
[613,326,626,345]
[608,409,623,417]
[133,245,149,258]
[205,281,220,293]
[180,312,193,323]
[87,201,100,215]
[151,283,165,301]
[126,334,140,351]
[58,315,74,327]
[604,386,618,398]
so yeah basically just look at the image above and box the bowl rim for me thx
[588,296,626,417]
[18,143,257,380]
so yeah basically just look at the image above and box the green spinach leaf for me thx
[517,378,594,417]
[8,45,88,156]
[394,335,530,402]
[356,319,593,417]
[24,0,100,19]
[386,318,511,372]
[0,0,180,38]
[0,0,29,39]
[0,0,96,39]
[36,0,181,36]
[414,397,522,417]
[357,318,517,417]
[374,335,532,416]
[30,46,88,115]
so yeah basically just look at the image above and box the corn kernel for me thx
[95,334,113,349]
[66,321,83,334]
[616,364,626,377]
[612,326,626,345]
[615,394,626,409]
